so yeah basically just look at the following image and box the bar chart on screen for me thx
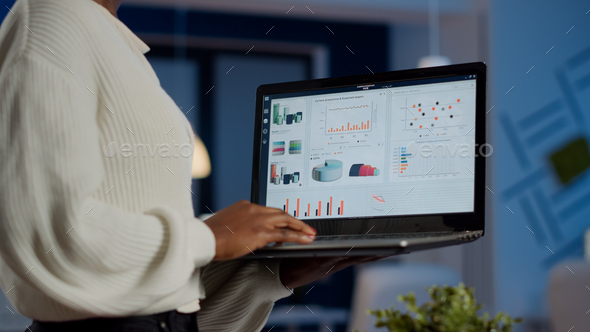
[390,138,474,181]
[281,196,346,217]
[325,102,373,134]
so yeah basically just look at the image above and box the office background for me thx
[1,0,590,331]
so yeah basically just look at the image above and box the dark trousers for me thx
[27,310,198,332]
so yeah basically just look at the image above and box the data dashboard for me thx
[260,76,477,219]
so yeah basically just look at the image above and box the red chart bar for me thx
[340,200,343,215]
[286,199,289,215]
[330,196,333,215]
[296,199,300,217]
[307,204,310,217]
[318,201,321,216]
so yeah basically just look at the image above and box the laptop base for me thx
[245,230,482,258]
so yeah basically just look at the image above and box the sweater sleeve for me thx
[0,53,215,317]
[197,259,293,331]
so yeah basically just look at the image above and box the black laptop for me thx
[249,62,486,258]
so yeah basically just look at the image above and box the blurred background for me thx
[2,0,590,331]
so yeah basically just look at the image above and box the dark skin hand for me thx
[204,201,387,287]
[280,256,387,289]
[203,201,316,260]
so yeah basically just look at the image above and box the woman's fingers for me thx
[247,202,316,235]
[268,228,315,244]
[266,213,316,235]
[205,201,317,260]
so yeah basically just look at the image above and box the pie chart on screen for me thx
[311,160,343,182]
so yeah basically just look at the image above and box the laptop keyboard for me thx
[314,231,454,241]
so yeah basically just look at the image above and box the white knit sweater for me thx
[0,0,291,329]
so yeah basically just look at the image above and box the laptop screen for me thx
[257,74,477,219]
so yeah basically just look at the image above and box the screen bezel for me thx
[251,62,486,235]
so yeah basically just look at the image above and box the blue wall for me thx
[1,0,15,19]
[491,0,590,320]
[118,6,388,78]
[212,54,307,209]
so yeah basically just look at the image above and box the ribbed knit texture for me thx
[199,259,292,331]
[0,0,292,330]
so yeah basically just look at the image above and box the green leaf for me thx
[366,284,522,332]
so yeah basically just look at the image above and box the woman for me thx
[0,0,378,331]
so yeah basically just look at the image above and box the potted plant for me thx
[362,283,521,332]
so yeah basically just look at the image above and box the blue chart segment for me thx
[311,160,343,182]
[272,141,285,156]
[390,140,474,179]
[392,146,411,174]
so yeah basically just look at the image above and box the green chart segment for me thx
[289,140,302,154]
[273,103,303,125]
